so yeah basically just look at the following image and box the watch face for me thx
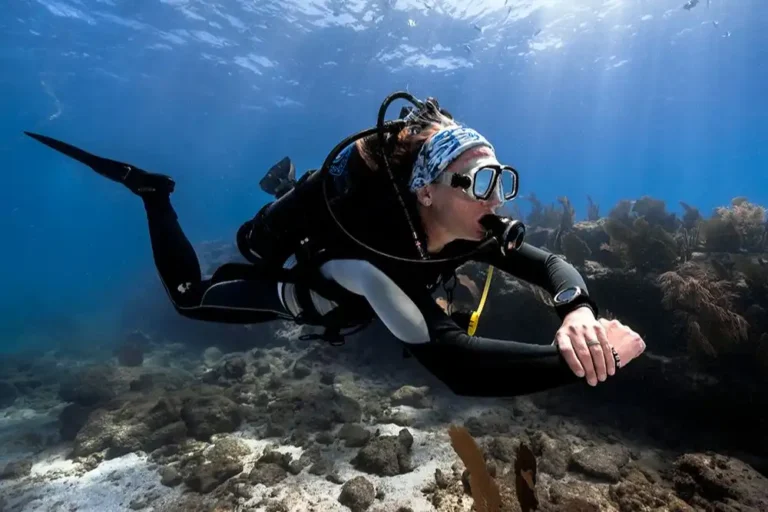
[556,287,580,304]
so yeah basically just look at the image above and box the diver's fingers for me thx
[595,323,616,377]
[556,330,585,379]
[587,327,608,383]
[568,324,598,386]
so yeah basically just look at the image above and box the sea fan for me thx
[658,262,749,358]
[448,425,502,512]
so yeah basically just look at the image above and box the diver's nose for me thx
[484,189,503,211]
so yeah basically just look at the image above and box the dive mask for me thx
[436,163,519,203]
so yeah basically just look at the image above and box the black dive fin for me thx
[24,131,174,195]
[259,156,296,199]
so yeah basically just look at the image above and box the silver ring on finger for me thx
[586,339,600,347]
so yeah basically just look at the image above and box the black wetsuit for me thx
[26,132,598,398]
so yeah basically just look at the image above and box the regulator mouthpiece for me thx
[480,215,526,255]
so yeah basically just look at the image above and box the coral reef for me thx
[701,197,767,253]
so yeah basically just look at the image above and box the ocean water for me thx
[1,0,766,348]
[2,2,768,510]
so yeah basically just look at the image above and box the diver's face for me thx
[429,146,503,241]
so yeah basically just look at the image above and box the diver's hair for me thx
[356,98,458,187]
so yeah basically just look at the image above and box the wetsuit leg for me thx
[22,132,292,325]
[142,193,292,323]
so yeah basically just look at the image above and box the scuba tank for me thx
[237,166,327,268]
[237,140,364,268]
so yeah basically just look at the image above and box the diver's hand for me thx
[555,306,615,386]
[598,318,647,371]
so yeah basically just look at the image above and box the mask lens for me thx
[472,167,495,199]
[499,168,517,200]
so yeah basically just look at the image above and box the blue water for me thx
[1,0,766,350]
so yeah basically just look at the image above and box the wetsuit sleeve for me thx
[476,242,598,320]
[400,283,582,397]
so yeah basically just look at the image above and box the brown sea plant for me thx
[448,425,502,512]
[586,195,600,221]
[603,197,679,272]
[658,261,749,359]
[525,193,562,230]
[677,202,702,262]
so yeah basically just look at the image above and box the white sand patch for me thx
[223,421,468,511]
[0,405,63,465]
[1,449,183,512]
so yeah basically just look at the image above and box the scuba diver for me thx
[24,91,646,397]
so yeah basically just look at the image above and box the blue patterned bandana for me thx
[409,126,495,192]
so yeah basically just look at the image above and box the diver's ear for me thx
[416,186,433,207]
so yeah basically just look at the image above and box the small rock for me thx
[464,410,511,437]
[258,450,293,471]
[129,374,155,392]
[160,466,182,487]
[287,460,305,475]
[128,498,147,510]
[488,436,520,463]
[0,459,32,480]
[208,437,251,461]
[58,403,94,441]
[58,366,117,407]
[185,460,243,493]
[320,371,336,385]
[0,381,19,408]
[570,444,630,483]
[203,347,223,367]
[292,363,312,379]
[398,428,413,450]
[352,430,413,476]
[116,341,145,367]
[249,463,287,486]
[434,469,450,489]
[180,394,242,441]
[532,431,570,478]
[309,458,334,476]
[547,480,604,511]
[255,361,271,376]
[382,411,412,427]
[333,393,363,424]
[339,475,376,512]
[610,475,693,512]
[672,452,768,510]
[316,431,334,445]
[391,386,430,409]
[223,357,246,380]
[338,424,371,448]
[234,482,253,499]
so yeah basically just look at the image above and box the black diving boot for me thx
[24,132,175,196]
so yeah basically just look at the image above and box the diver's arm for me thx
[477,242,598,319]
[402,282,581,396]
[319,258,580,395]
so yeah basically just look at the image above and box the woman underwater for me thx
[24,92,646,397]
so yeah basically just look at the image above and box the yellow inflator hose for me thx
[467,266,494,335]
